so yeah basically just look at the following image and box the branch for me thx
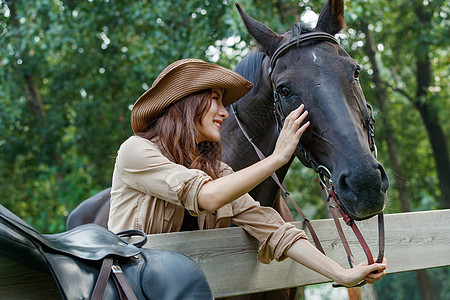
[383,81,416,104]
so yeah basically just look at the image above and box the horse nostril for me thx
[337,173,355,199]
[378,163,390,193]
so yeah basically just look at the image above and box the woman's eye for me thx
[279,87,291,97]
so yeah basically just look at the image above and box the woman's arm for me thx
[285,239,387,287]
[198,105,310,211]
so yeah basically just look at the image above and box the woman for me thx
[108,58,386,287]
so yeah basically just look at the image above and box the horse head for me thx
[233,0,389,221]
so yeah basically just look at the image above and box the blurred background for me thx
[0,0,448,299]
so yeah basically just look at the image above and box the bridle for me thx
[231,31,385,288]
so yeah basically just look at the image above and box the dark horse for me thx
[67,0,389,231]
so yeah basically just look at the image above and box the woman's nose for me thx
[219,104,229,119]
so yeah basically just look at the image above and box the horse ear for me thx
[235,3,283,57]
[315,0,346,35]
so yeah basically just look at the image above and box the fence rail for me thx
[1,210,449,299]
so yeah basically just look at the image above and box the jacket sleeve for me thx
[115,136,212,215]
[219,163,308,264]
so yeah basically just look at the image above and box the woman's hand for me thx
[286,239,387,289]
[272,104,310,165]
[198,104,310,212]
[337,259,387,287]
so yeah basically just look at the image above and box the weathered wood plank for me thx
[0,210,449,298]
[0,256,60,300]
[141,209,450,297]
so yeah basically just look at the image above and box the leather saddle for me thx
[0,204,213,299]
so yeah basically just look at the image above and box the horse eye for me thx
[279,87,291,97]
[354,67,361,79]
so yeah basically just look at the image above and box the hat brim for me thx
[131,59,253,133]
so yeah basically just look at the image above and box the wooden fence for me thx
[1,209,449,299]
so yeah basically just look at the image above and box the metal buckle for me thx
[318,165,332,189]
[111,264,123,274]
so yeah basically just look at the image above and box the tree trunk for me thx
[361,21,413,213]
[417,269,435,300]
[361,284,377,300]
[414,99,450,209]
[8,0,46,128]
[274,0,301,24]
[24,74,46,128]
[360,19,439,300]
[412,1,450,209]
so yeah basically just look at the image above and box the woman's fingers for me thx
[273,104,311,164]
[284,104,306,127]
[364,270,386,284]
[362,261,387,284]
[342,259,387,287]
[298,120,310,134]
[283,105,309,137]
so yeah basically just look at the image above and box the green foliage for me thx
[285,160,329,220]
[0,0,236,232]
[344,0,449,210]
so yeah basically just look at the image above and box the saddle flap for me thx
[42,224,141,260]
[0,205,140,262]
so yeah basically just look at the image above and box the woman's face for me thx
[195,88,228,143]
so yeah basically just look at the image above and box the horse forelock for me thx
[289,22,315,39]
[233,22,314,89]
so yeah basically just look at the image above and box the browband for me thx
[268,32,339,78]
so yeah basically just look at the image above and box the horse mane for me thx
[233,51,266,90]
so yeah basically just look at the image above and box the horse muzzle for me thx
[333,160,389,221]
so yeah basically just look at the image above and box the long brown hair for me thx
[136,89,222,179]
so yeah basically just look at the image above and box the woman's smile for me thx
[213,120,223,131]
[196,88,228,143]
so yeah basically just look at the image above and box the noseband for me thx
[232,31,384,288]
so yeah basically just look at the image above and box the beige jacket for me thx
[108,136,307,263]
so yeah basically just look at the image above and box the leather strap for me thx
[327,198,354,267]
[376,212,385,264]
[91,257,114,300]
[116,229,148,248]
[330,188,374,265]
[231,105,325,254]
[91,256,138,300]
[232,104,385,288]
[327,187,385,288]
[268,32,339,78]
[112,262,138,300]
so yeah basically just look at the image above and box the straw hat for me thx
[131,58,253,133]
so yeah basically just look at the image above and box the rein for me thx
[231,31,385,288]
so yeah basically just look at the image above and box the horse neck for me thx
[222,98,293,207]
[222,52,275,168]
[220,52,293,206]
